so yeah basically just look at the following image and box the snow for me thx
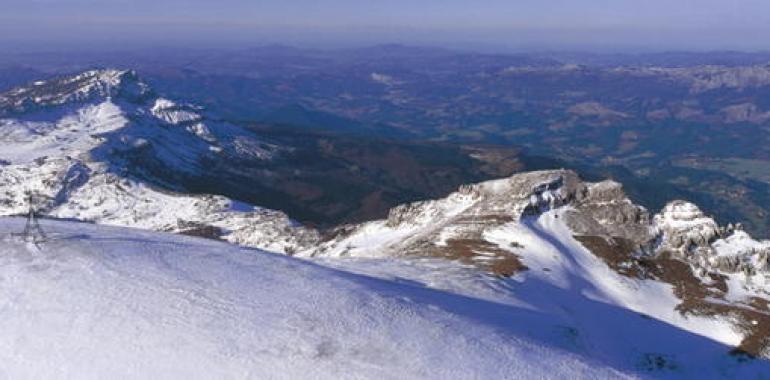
[713,230,770,258]
[150,98,203,125]
[312,203,768,377]
[0,70,139,113]
[309,191,478,258]
[0,218,639,379]
[0,156,317,253]
[654,201,719,241]
[2,70,770,377]
[0,101,128,164]
[0,73,309,254]
[308,170,770,375]
[485,209,743,348]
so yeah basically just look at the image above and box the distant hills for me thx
[4,46,770,236]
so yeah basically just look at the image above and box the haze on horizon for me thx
[1,0,769,52]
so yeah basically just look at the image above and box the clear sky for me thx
[2,0,769,52]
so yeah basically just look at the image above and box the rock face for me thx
[0,70,318,253]
[563,180,651,244]
[654,201,721,256]
[307,168,770,278]
[0,70,150,115]
[305,169,656,274]
[654,200,770,275]
[306,170,581,274]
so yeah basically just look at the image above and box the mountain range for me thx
[7,46,770,238]
[3,69,770,376]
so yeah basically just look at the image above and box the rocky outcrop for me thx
[648,200,770,276]
[309,169,586,273]
[309,169,653,274]
[653,201,721,256]
[311,168,770,284]
[0,70,151,116]
[564,180,651,245]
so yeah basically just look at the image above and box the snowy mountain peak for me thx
[304,169,770,357]
[381,169,579,230]
[0,69,150,115]
[312,167,770,278]
[310,169,626,271]
[0,70,309,253]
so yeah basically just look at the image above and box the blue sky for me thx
[2,0,769,51]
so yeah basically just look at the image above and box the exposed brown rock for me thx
[174,222,224,240]
[439,238,528,277]
[576,235,770,357]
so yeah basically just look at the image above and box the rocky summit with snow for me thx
[4,70,770,377]
[0,69,318,253]
[306,169,770,360]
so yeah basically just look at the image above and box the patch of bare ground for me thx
[749,297,770,312]
[574,236,647,278]
[173,223,224,240]
[575,235,770,358]
[430,238,527,277]
[419,215,526,277]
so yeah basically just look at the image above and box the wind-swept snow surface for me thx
[0,218,768,379]
[0,218,632,379]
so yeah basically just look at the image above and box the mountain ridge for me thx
[0,69,318,253]
[304,168,770,357]
[5,69,770,359]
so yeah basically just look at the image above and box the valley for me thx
[5,46,770,237]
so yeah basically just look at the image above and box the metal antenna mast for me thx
[20,192,47,244]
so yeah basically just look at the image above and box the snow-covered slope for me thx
[306,169,770,359]
[1,218,768,379]
[0,70,317,253]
